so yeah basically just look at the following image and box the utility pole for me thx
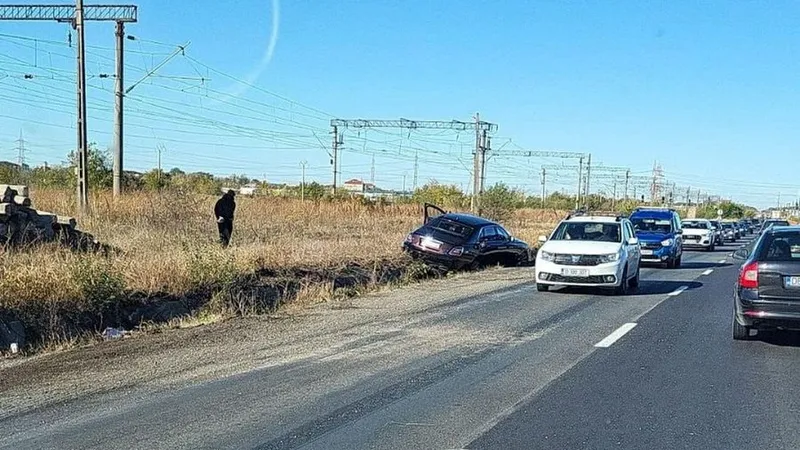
[75,0,90,212]
[471,113,482,213]
[576,156,584,209]
[479,132,489,198]
[584,153,592,199]
[402,174,407,196]
[412,149,418,190]
[300,160,307,201]
[156,144,164,189]
[112,20,124,198]
[331,125,339,195]
[541,167,546,208]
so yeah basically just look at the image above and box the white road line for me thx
[594,323,638,348]
[718,259,727,264]
[702,269,713,276]
[668,285,689,296]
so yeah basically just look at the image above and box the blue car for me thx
[629,207,683,268]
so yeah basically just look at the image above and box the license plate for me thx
[641,249,654,256]
[785,277,800,288]
[420,237,441,250]
[561,268,589,277]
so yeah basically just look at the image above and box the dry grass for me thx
[0,189,561,349]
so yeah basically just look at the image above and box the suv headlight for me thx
[539,250,554,262]
[599,252,620,263]
[661,239,674,247]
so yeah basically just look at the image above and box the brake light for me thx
[739,261,759,289]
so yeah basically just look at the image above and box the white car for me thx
[535,214,642,295]
[680,219,716,251]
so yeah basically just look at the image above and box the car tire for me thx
[733,315,751,341]
[536,283,549,292]
[675,255,682,268]
[614,267,629,295]
[628,265,640,288]
[708,244,715,252]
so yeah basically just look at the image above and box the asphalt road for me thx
[5,234,797,450]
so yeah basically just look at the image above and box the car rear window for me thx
[429,218,474,238]
[682,221,708,229]
[758,232,800,261]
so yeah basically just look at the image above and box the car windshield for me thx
[427,217,474,238]
[551,222,621,242]
[631,218,672,234]
[766,220,790,228]
[682,221,708,229]
[758,232,800,261]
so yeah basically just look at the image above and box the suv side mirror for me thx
[676,229,683,235]
[627,237,639,246]
[538,235,547,244]
[733,248,750,260]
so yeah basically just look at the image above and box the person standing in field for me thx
[214,189,236,248]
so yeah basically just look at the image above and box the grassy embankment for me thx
[0,189,561,352]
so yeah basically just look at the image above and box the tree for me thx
[303,181,325,200]
[67,143,113,189]
[140,169,169,191]
[412,182,466,209]
[481,183,524,222]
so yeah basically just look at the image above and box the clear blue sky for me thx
[1,0,799,208]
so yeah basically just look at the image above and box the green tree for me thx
[302,181,325,200]
[67,143,113,189]
[480,182,524,222]
[140,169,169,191]
[412,182,466,209]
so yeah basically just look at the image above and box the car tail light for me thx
[405,234,413,243]
[739,261,759,289]
[449,246,464,256]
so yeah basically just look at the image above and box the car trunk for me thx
[758,261,800,300]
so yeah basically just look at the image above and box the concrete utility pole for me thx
[112,20,125,198]
[156,144,164,189]
[331,125,339,195]
[402,174,407,195]
[576,156,584,209]
[74,0,90,211]
[541,167,546,207]
[300,160,307,201]
[612,179,617,209]
[584,153,592,199]
[472,113,482,213]
[480,131,489,198]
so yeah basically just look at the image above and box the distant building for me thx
[343,179,376,194]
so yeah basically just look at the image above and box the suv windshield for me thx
[682,221,709,229]
[551,222,621,243]
[631,218,673,234]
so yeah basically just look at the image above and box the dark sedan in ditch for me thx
[402,204,532,270]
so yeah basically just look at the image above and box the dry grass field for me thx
[0,189,562,350]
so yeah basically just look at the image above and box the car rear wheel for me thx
[733,315,751,340]
[536,283,549,292]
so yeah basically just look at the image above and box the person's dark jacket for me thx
[214,192,236,221]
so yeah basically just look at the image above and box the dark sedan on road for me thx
[733,225,800,340]
[403,204,531,270]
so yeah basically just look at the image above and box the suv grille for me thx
[641,242,661,250]
[549,274,608,284]
[553,254,604,266]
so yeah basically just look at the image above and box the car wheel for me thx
[733,315,751,340]
[536,283,549,292]
[614,267,629,295]
[674,255,682,268]
[628,265,640,288]
[708,244,715,252]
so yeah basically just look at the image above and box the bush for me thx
[481,183,524,222]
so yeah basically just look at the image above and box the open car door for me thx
[423,203,446,224]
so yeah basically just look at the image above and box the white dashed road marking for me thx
[594,323,638,348]
[718,259,727,264]
[702,269,713,276]
[668,285,689,296]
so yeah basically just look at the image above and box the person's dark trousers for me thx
[217,220,233,247]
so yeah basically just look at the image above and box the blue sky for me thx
[1,0,800,208]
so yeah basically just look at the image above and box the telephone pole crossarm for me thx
[330,118,497,132]
[0,5,137,22]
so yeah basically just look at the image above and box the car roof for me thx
[439,213,495,227]
[630,209,675,218]
[564,216,623,223]
[767,225,800,233]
